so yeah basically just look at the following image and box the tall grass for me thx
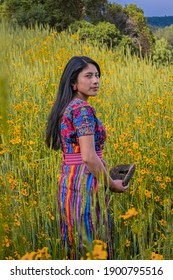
[0,22,172,260]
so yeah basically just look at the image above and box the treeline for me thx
[147,16,173,29]
[0,0,173,64]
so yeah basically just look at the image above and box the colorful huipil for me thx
[58,98,112,258]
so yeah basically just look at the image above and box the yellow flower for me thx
[21,247,51,260]
[3,223,10,232]
[21,188,28,196]
[161,234,166,240]
[71,34,79,41]
[125,240,131,247]
[32,200,37,206]
[0,148,9,155]
[85,240,107,260]
[10,137,22,144]
[165,176,171,183]
[113,143,119,150]
[154,196,160,202]
[28,140,35,145]
[14,219,20,227]
[136,177,143,183]
[22,236,27,243]
[159,219,166,226]
[151,252,164,260]
[134,117,143,125]
[140,169,149,175]
[50,84,58,88]
[93,240,107,249]
[56,174,61,180]
[160,183,166,189]
[86,252,91,260]
[127,148,133,156]
[5,256,14,260]
[20,155,27,161]
[92,244,107,260]
[157,98,163,105]
[124,142,129,147]
[14,251,21,259]
[155,176,162,182]
[165,131,171,138]
[3,236,11,248]
[144,189,152,198]
[47,211,55,221]
[21,252,36,260]
[35,247,52,260]
[119,207,138,220]
[130,189,135,195]
[133,142,139,149]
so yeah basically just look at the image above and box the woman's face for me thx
[75,63,100,101]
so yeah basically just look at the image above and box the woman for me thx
[46,56,129,259]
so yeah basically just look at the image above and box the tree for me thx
[123,4,154,56]
[84,0,107,24]
[5,0,47,27]
[103,3,127,32]
[3,0,108,30]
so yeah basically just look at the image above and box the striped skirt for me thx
[58,160,113,259]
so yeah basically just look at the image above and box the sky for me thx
[110,0,173,17]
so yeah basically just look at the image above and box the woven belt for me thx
[63,150,102,165]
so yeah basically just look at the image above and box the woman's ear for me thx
[73,85,77,91]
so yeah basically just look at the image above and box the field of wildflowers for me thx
[0,22,172,260]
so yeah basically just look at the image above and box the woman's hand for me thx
[110,179,129,193]
[79,136,130,193]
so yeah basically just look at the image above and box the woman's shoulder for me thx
[70,98,89,108]
[66,98,95,113]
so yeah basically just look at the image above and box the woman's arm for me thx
[79,135,129,193]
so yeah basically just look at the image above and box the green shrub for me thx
[68,20,92,34]
[71,21,122,48]
[152,38,173,65]
[117,35,137,54]
[155,24,173,49]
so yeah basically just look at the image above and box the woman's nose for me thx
[93,76,100,84]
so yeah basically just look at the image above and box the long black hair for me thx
[45,56,101,150]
